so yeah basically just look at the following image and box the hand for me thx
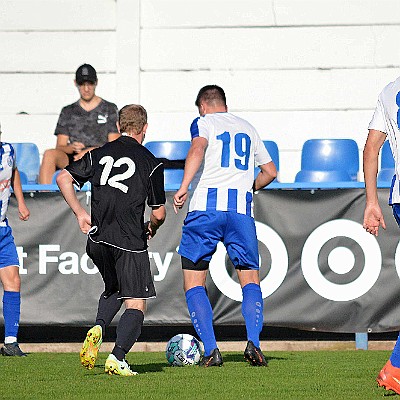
[144,221,156,240]
[18,204,30,221]
[74,146,93,161]
[73,151,86,161]
[76,212,91,234]
[71,141,85,153]
[173,187,188,214]
[144,221,152,240]
[363,203,386,236]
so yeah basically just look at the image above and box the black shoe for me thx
[1,342,27,357]
[199,348,223,367]
[244,340,267,366]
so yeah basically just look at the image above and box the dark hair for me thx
[119,104,147,134]
[195,85,226,107]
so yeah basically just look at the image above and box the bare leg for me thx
[183,269,207,292]
[236,269,260,287]
[0,265,20,292]
[39,149,69,184]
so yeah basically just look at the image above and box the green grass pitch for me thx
[0,350,393,399]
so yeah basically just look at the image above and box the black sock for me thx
[95,291,122,336]
[112,309,144,361]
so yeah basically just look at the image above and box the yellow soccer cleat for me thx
[105,354,138,376]
[80,325,103,370]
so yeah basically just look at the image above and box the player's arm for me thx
[146,205,166,239]
[73,146,95,160]
[145,163,166,239]
[73,133,120,161]
[106,104,120,143]
[254,161,277,191]
[363,129,387,236]
[11,168,30,221]
[181,136,207,188]
[56,169,91,234]
[173,137,207,213]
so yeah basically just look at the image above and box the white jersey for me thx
[0,142,16,224]
[188,112,272,217]
[369,76,400,204]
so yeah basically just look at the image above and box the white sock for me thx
[4,336,17,344]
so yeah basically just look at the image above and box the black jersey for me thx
[66,135,166,251]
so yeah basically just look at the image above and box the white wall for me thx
[1,0,400,182]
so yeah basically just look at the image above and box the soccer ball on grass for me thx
[166,334,202,366]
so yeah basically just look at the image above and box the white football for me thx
[166,334,202,366]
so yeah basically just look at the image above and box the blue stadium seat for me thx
[381,140,394,169]
[51,170,61,184]
[377,168,395,184]
[164,168,184,190]
[144,141,191,161]
[295,169,352,183]
[263,140,279,171]
[376,141,395,183]
[255,140,280,181]
[11,142,40,184]
[300,139,359,181]
[18,171,28,185]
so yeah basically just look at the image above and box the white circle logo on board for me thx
[209,221,288,302]
[301,219,381,301]
[394,241,400,279]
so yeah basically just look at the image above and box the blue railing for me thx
[20,181,391,192]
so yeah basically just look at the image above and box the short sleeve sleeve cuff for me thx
[190,116,209,140]
[368,98,387,133]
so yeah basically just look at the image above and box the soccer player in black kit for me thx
[57,104,166,376]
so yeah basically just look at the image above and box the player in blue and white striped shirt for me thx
[364,75,400,394]
[174,85,277,367]
[0,131,30,357]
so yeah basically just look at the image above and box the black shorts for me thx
[67,153,76,165]
[181,256,210,271]
[86,240,156,300]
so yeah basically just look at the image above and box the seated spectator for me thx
[39,64,120,184]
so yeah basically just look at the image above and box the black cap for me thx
[75,64,97,85]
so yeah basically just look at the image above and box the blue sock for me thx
[390,333,400,367]
[241,283,263,348]
[3,291,21,340]
[185,286,217,356]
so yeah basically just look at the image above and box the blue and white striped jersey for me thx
[188,112,271,217]
[369,76,400,204]
[0,142,16,223]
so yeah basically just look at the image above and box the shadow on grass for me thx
[382,392,397,397]
[223,353,288,363]
[132,362,167,373]
[84,354,289,375]
[87,362,167,375]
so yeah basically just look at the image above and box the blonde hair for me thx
[119,104,147,134]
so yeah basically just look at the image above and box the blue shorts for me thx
[178,210,259,270]
[393,204,400,227]
[0,224,19,269]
